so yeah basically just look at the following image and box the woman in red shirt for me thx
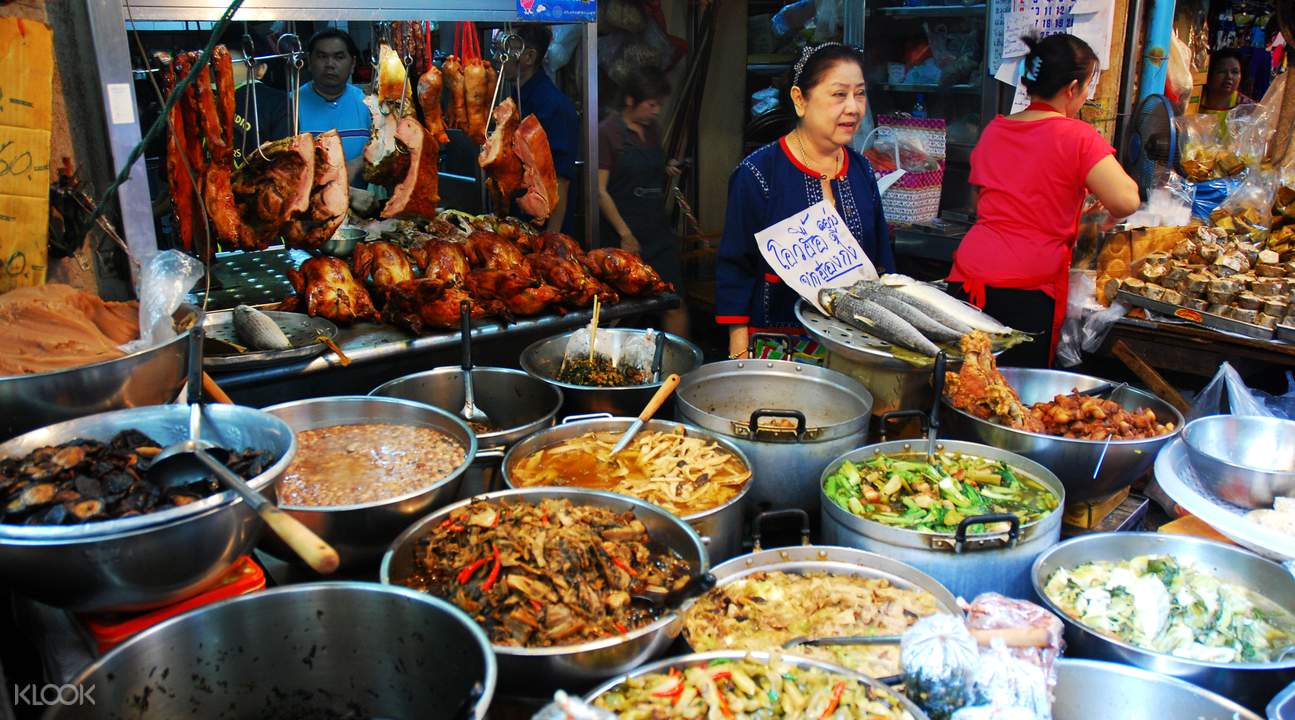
[948,34,1140,367]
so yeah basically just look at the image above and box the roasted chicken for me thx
[514,114,559,221]
[479,99,524,217]
[529,252,618,308]
[443,54,466,129]
[383,279,500,333]
[943,331,1043,432]
[282,130,349,250]
[466,269,562,317]
[286,257,380,324]
[380,117,439,220]
[377,43,407,104]
[536,232,584,260]
[583,249,674,297]
[464,230,531,276]
[352,241,417,304]
[416,64,449,144]
[232,133,316,249]
[406,238,471,287]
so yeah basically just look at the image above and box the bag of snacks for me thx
[1214,168,1279,243]
[1221,102,1276,174]
[1176,114,1226,181]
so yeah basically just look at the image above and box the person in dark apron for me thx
[598,68,689,338]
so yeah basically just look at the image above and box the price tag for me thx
[0,17,53,293]
[755,199,878,314]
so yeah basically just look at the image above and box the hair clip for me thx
[791,41,847,87]
[1023,55,1043,81]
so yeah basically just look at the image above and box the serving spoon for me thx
[458,300,493,429]
[608,373,681,456]
[782,626,1055,650]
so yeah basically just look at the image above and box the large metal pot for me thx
[370,366,562,499]
[0,304,197,440]
[676,359,872,520]
[820,439,1065,600]
[501,416,752,562]
[380,486,708,694]
[0,404,295,612]
[941,367,1184,502]
[44,583,497,720]
[520,328,703,417]
[1053,658,1262,720]
[261,396,477,570]
[582,650,930,719]
[680,522,959,680]
[1033,532,1295,710]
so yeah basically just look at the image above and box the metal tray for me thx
[1278,324,1295,344]
[202,310,339,370]
[1117,288,1276,341]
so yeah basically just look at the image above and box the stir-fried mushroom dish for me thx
[401,498,694,647]
[1,430,272,525]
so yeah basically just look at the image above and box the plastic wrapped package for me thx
[962,593,1063,695]
[862,127,939,174]
[1166,30,1193,111]
[1187,361,1275,420]
[1176,114,1226,181]
[1213,168,1279,242]
[901,614,979,720]
[1222,102,1276,173]
[950,646,1050,720]
[562,327,658,377]
[120,249,204,354]
[1191,174,1247,220]
[950,593,1065,720]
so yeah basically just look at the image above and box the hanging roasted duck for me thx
[417,63,450,144]
[442,54,467,130]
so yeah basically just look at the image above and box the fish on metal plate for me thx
[819,288,941,356]
[879,274,1014,335]
[233,305,293,350]
[847,281,965,343]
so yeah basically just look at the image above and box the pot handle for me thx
[878,410,928,441]
[947,513,1021,553]
[561,412,613,424]
[749,408,807,441]
[746,332,792,359]
[751,508,811,551]
[474,447,506,461]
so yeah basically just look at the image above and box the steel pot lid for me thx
[676,360,873,443]
[819,439,1066,553]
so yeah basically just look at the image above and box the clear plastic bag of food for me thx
[119,249,205,354]
[901,613,979,720]
[1176,114,1225,181]
[862,127,938,174]
[962,593,1063,702]
[1222,102,1275,174]
[950,643,1050,720]
[1187,361,1274,420]
[1213,168,1278,241]
[560,327,657,385]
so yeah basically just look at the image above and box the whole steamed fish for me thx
[879,274,1014,335]
[819,287,941,356]
[233,305,292,351]
[847,281,966,343]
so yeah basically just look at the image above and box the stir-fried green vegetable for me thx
[823,452,1058,534]
[593,656,915,720]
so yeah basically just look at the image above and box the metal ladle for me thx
[458,300,493,430]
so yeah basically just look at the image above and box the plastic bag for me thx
[120,249,204,354]
[531,690,616,720]
[924,22,980,85]
[1214,168,1278,241]
[1124,172,1194,228]
[1186,361,1274,420]
[771,0,816,38]
[1166,30,1193,110]
[812,0,843,41]
[901,614,979,720]
[1222,102,1275,173]
[950,647,1050,720]
[1176,114,1226,181]
[962,593,1063,705]
[949,593,1064,720]
[1253,372,1295,420]
[862,127,938,174]
[1190,174,1247,220]
[562,327,657,377]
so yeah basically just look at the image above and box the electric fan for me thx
[1120,94,1179,200]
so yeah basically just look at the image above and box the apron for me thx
[601,124,683,289]
[957,255,1070,366]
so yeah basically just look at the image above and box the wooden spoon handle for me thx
[202,372,234,404]
[638,373,681,422]
[256,505,341,574]
[969,626,1055,648]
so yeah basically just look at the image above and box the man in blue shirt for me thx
[509,25,579,234]
[297,28,372,188]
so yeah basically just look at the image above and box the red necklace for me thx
[1025,100,1061,113]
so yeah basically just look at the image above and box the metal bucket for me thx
[675,359,872,520]
[819,438,1065,600]
[371,367,563,499]
[519,328,703,417]
[501,416,752,562]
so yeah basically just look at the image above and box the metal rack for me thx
[83,0,602,260]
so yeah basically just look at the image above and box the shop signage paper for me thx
[0,17,54,293]
[755,199,879,314]
[517,0,596,22]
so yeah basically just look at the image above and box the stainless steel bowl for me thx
[261,396,478,571]
[941,367,1184,502]
[582,650,929,718]
[500,416,753,561]
[520,328,703,417]
[1053,658,1262,720]
[43,583,497,720]
[0,304,197,440]
[380,486,708,694]
[0,404,295,612]
[371,366,563,499]
[1182,415,1295,508]
[319,226,366,257]
[1032,532,1295,710]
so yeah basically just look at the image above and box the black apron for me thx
[601,124,683,290]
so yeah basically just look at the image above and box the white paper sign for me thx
[1002,12,1034,58]
[755,199,878,314]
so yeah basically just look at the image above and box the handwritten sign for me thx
[517,0,596,22]
[0,17,53,293]
[755,199,878,314]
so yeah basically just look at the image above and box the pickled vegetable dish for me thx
[593,656,916,719]
[823,452,1058,534]
[555,354,646,387]
[1044,554,1295,663]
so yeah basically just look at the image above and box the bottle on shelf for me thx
[912,93,928,118]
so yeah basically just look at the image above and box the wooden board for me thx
[1064,486,1132,529]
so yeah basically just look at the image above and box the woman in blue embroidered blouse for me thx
[716,43,895,359]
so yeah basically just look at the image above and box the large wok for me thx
[941,367,1183,502]
[380,486,708,694]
